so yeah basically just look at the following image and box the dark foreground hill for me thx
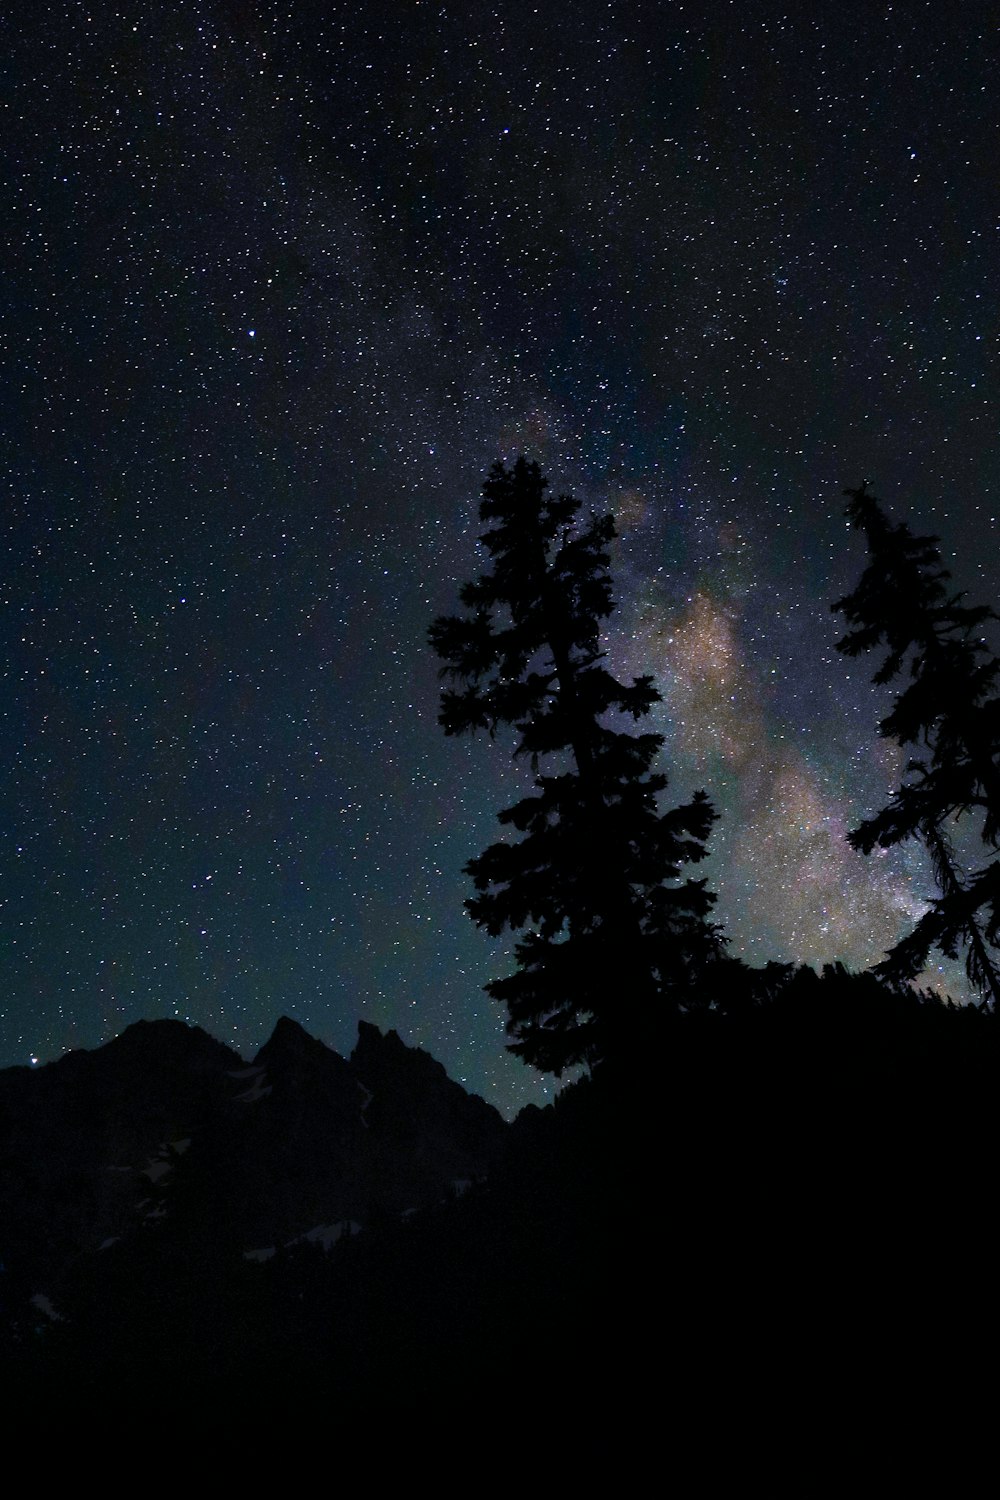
[3,969,999,1438]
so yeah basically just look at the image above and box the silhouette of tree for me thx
[429,457,724,1074]
[833,482,1000,1005]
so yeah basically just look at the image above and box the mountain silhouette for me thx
[0,1016,506,1296]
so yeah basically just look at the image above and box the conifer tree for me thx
[429,457,723,1075]
[833,482,1000,1005]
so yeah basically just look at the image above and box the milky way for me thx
[3,3,996,1112]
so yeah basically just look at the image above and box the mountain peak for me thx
[100,1017,242,1071]
[252,1015,347,1071]
[270,1015,313,1044]
[354,1018,406,1053]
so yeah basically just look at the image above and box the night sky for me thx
[4,2,997,1114]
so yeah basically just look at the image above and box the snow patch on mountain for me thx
[234,1072,272,1103]
[30,1294,63,1322]
[294,1221,361,1250]
[143,1156,173,1183]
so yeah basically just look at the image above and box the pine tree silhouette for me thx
[833,482,1000,1005]
[429,457,723,1075]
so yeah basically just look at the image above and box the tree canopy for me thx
[429,457,724,1075]
[834,482,1000,1005]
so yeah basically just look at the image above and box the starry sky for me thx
[3,1,997,1114]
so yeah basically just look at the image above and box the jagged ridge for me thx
[0,1015,507,1293]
